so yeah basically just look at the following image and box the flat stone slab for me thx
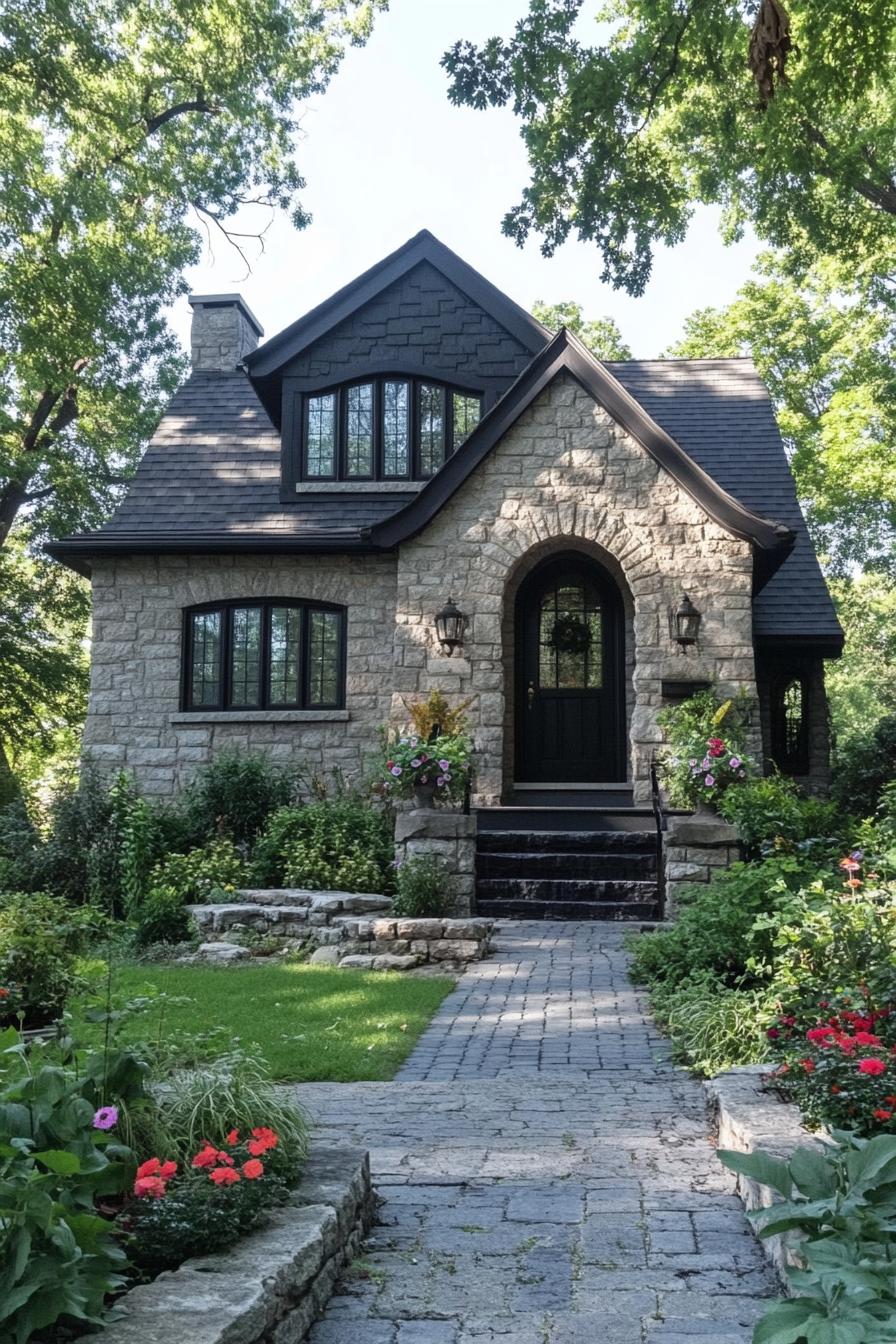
[310,892,391,914]
[236,888,315,907]
[95,1144,372,1344]
[195,941,250,961]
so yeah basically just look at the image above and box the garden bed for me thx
[706,1065,829,1283]
[90,1142,374,1344]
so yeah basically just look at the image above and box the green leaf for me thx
[718,1148,793,1199]
[754,1298,827,1344]
[32,1150,80,1176]
[790,1147,838,1200]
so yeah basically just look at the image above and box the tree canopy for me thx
[444,0,896,293]
[532,300,631,359]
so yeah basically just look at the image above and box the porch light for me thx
[434,597,467,657]
[674,594,702,647]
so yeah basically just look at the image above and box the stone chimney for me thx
[187,293,264,371]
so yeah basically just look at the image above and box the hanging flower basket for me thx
[547,613,592,656]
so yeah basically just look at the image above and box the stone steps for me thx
[477,849,658,880]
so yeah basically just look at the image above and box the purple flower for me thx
[419,775,429,785]
[729,756,741,770]
[410,758,422,768]
[93,1106,119,1131]
[851,850,864,862]
[704,774,715,787]
[701,757,712,770]
[438,759,451,771]
[688,758,698,767]
[443,772,452,781]
[390,765,402,777]
[437,775,446,786]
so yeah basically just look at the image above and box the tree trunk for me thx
[0,742,22,811]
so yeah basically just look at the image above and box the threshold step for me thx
[476,899,660,922]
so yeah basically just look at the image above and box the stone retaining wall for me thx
[188,888,493,971]
[394,809,477,917]
[665,813,742,916]
[94,1143,373,1343]
[706,1064,829,1284]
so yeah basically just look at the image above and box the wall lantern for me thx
[674,594,702,647]
[434,597,467,657]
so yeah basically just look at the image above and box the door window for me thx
[538,577,604,690]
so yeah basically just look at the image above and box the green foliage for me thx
[133,887,195,950]
[717,775,845,857]
[832,715,896,820]
[125,1162,287,1274]
[251,800,394,891]
[650,973,775,1077]
[380,731,471,805]
[0,891,108,1027]
[719,1133,896,1341]
[656,689,753,807]
[182,751,296,847]
[444,4,896,294]
[391,853,450,919]
[828,574,896,752]
[531,300,631,359]
[0,1029,138,1340]
[148,837,246,904]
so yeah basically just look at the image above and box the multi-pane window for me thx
[300,378,481,481]
[306,394,336,476]
[183,601,345,711]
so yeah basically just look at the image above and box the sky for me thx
[169,0,761,362]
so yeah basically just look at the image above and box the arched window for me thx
[300,378,482,482]
[771,674,809,774]
[182,600,345,711]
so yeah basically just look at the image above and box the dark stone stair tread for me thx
[476,878,658,900]
[476,829,657,853]
[476,899,660,921]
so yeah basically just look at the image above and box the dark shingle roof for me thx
[50,358,840,648]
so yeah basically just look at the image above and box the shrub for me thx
[656,689,754,808]
[391,853,450,918]
[251,799,394,891]
[716,773,845,856]
[651,974,776,1076]
[148,837,246,903]
[832,713,896,819]
[133,886,196,949]
[182,750,295,846]
[0,892,108,1027]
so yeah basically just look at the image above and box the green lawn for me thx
[78,962,454,1082]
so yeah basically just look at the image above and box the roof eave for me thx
[45,530,381,577]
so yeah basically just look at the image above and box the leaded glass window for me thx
[537,577,603,690]
[383,380,410,476]
[418,383,445,476]
[305,394,336,476]
[452,392,481,451]
[346,383,374,477]
[772,675,809,774]
[183,602,344,711]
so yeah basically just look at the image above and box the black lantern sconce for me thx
[434,597,467,657]
[673,594,702,647]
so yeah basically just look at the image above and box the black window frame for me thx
[770,672,810,775]
[299,376,482,483]
[181,598,347,712]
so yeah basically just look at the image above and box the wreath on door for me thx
[547,613,592,655]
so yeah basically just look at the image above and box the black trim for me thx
[366,330,796,585]
[181,597,346,712]
[756,634,844,659]
[245,230,549,379]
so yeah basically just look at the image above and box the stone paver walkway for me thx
[300,922,776,1344]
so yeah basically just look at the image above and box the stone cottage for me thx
[50,231,842,918]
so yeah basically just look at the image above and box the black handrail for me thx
[649,759,667,917]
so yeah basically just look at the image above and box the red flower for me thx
[136,1157,162,1179]
[807,1026,835,1044]
[885,1095,896,1105]
[209,1166,241,1186]
[853,1031,882,1047]
[766,1027,780,1039]
[226,1129,239,1146]
[192,1146,220,1169]
[242,1158,264,1180]
[707,737,725,758]
[158,1160,177,1181]
[874,1109,893,1121]
[246,1126,279,1156]
[134,1175,167,1198]
[858,1058,887,1076]
[0,987,9,999]
[831,1085,841,1094]
[800,1058,815,1073]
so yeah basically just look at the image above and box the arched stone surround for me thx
[393,372,760,804]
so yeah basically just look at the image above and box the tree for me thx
[826,574,896,759]
[444,1,896,293]
[0,0,383,786]
[532,300,631,359]
[666,255,896,576]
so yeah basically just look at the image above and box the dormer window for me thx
[300,378,482,483]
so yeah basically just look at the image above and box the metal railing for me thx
[649,758,667,917]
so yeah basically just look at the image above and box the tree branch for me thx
[144,94,217,136]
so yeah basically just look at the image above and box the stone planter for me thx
[92,1143,374,1344]
[412,782,437,808]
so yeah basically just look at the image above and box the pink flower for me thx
[729,756,741,770]
[438,759,451,771]
[437,776,446,786]
[390,766,402,777]
[704,775,715,787]
[858,1058,887,1076]
[410,758,422,768]
[93,1106,119,1130]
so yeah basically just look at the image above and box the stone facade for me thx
[664,813,743,916]
[394,809,477,916]
[84,371,769,803]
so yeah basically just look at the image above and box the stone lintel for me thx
[395,809,477,842]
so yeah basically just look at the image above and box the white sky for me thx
[169,0,761,361]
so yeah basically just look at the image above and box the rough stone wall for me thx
[188,299,260,372]
[394,810,477,917]
[85,552,397,795]
[664,814,742,917]
[391,372,760,804]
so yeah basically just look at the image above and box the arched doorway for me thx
[514,551,625,783]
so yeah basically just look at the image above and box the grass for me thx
[75,961,455,1083]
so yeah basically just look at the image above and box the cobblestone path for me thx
[300,922,776,1344]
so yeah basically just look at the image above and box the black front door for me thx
[515,554,624,783]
